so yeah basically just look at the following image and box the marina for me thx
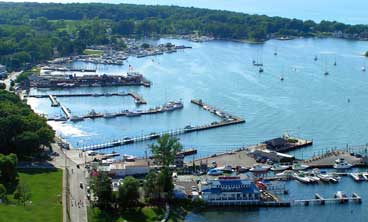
[78,99,245,150]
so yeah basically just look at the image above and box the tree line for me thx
[1,2,368,71]
[0,89,55,159]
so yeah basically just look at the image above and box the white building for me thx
[100,160,150,177]
[199,176,261,206]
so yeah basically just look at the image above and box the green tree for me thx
[14,182,31,206]
[0,153,18,187]
[118,176,140,208]
[90,171,112,210]
[149,134,182,167]
[0,184,7,203]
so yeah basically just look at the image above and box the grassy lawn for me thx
[0,169,63,222]
[83,49,104,55]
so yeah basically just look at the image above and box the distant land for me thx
[1,2,368,71]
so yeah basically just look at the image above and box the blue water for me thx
[28,37,368,221]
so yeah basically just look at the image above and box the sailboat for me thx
[323,57,329,75]
[333,56,337,66]
[273,47,278,56]
[314,55,318,61]
[362,59,366,72]
[253,51,263,66]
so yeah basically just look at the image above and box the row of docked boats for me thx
[290,169,340,184]
[68,100,184,121]
[349,172,368,182]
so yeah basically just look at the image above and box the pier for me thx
[293,193,362,206]
[48,95,60,107]
[78,99,246,150]
[29,92,147,105]
[42,67,96,72]
[61,105,72,119]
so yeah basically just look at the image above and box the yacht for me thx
[215,165,233,173]
[292,163,309,171]
[306,172,320,183]
[271,164,290,171]
[126,110,143,117]
[249,164,270,173]
[333,158,352,170]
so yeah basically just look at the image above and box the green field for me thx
[88,206,166,222]
[0,169,63,222]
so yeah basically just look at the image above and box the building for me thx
[99,160,150,177]
[199,176,260,206]
[0,65,6,79]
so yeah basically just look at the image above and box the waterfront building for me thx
[98,160,150,177]
[199,176,261,206]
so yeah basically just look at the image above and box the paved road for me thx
[2,71,22,91]
[52,142,87,222]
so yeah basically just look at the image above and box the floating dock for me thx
[293,193,362,206]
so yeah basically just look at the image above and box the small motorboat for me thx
[215,165,233,173]
[275,170,294,180]
[236,166,250,173]
[293,172,311,184]
[250,164,270,173]
[207,168,223,176]
[350,173,366,182]
[271,164,290,171]
[334,191,348,203]
[292,163,309,171]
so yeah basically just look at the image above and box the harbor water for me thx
[28,37,368,221]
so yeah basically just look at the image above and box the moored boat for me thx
[250,164,270,173]
[292,163,309,171]
[271,164,291,171]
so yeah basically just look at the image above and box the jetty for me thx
[48,95,60,107]
[29,92,147,105]
[60,105,72,119]
[78,99,245,150]
[304,149,365,168]
[42,67,96,72]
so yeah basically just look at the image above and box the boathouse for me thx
[199,176,261,205]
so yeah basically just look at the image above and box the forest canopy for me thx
[0,2,368,71]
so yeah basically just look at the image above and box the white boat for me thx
[293,172,311,184]
[70,115,84,122]
[249,164,270,173]
[215,165,233,173]
[207,168,223,176]
[350,173,366,182]
[362,172,368,180]
[292,163,309,171]
[275,170,294,180]
[306,172,320,183]
[333,158,352,170]
[271,164,290,171]
[362,66,366,72]
[334,191,348,203]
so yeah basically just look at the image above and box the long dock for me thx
[29,92,147,105]
[293,193,362,206]
[78,99,246,150]
[48,95,60,107]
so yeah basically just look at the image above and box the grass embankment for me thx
[0,169,63,222]
[88,206,167,222]
[83,49,104,55]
